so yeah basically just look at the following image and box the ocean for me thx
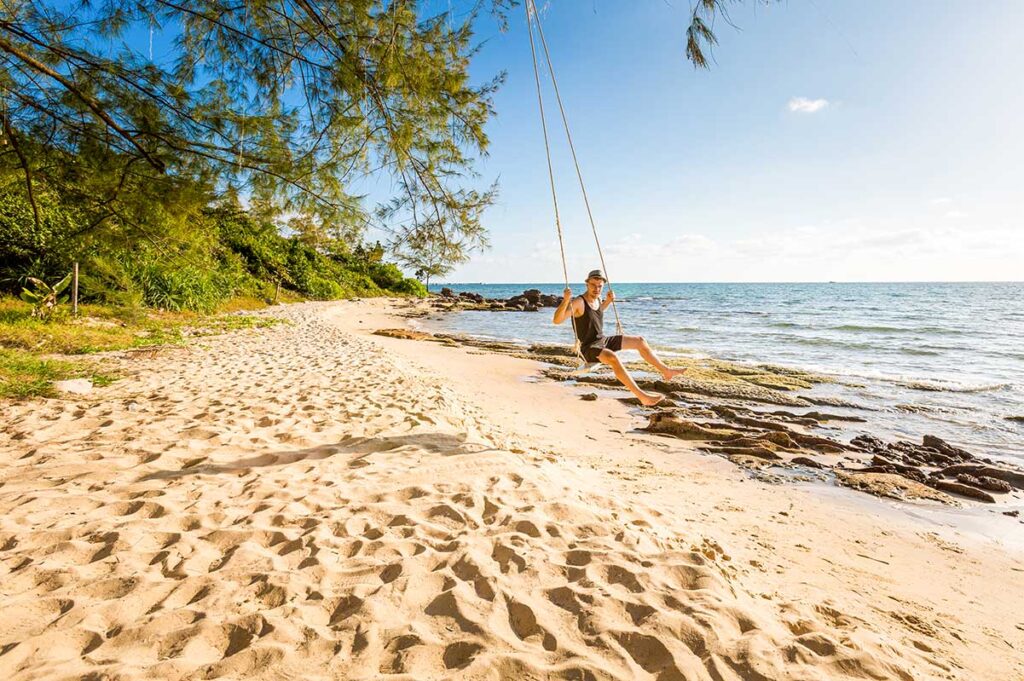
[419,282,1024,466]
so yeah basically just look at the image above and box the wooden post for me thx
[273,279,281,304]
[72,262,79,316]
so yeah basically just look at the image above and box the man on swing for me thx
[553,269,685,406]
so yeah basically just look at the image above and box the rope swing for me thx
[524,0,624,365]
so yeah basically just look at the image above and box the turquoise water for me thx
[421,282,1024,464]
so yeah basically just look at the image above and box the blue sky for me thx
[394,0,1024,283]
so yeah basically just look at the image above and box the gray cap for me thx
[586,269,606,281]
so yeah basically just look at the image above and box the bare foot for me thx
[660,367,687,381]
[638,392,665,407]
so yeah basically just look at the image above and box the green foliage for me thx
[19,273,72,320]
[0,0,504,262]
[0,348,116,399]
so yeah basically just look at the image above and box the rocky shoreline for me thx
[378,316,1024,517]
[431,287,563,312]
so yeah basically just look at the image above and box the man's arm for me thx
[553,288,578,324]
[600,288,615,311]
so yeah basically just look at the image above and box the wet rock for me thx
[800,411,867,423]
[956,474,1012,494]
[922,435,974,462]
[373,328,437,341]
[440,287,455,298]
[523,289,542,305]
[705,445,781,460]
[1006,415,1024,423]
[927,478,996,503]
[791,456,824,469]
[530,344,578,358]
[579,392,598,401]
[642,413,743,441]
[938,463,1024,491]
[835,472,951,503]
[803,396,872,409]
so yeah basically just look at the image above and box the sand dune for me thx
[1,301,1021,680]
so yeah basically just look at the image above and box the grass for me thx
[0,348,117,399]
[0,297,284,399]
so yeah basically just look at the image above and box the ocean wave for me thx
[894,379,1013,394]
[829,324,966,335]
[899,348,941,356]
[766,334,874,351]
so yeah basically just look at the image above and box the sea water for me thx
[420,282,1024,465]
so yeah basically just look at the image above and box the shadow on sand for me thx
[138,431,498,482]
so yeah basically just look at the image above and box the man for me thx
[553,269,685,406]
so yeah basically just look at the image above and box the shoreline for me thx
[1,298,1022,679]
[407,298,1024,522]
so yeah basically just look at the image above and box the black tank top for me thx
[574,295,604,346]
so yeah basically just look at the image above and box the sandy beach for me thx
[2,298,1022,680]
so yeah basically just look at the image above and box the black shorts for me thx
[582,335,623,363]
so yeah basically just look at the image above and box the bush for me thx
[368,262,405,290]
[392,277,428,296]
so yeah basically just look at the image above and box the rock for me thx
[955,473,1012,494]
[922,435,974,461]
[1006,415,1024,423]
[938,463,1024,491]
[928,479,996,503]
[643,413,743,441]
[801,411,867,423]
[523,289,542,304]
[373,328,436,341]
[53,378,93,395]
[870,455,927,481]
[440,287,454,298]
[523,304,539,312]
[579,392,598,401]
[530,344,578,358]
[976,476,1013,493]
[539,294,561,307]
[1004,510,1020,517]
[705,445,781,460]
[836,471,952,503]
[791,456,824,469]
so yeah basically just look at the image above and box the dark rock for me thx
[850,434,886,451]
[955,473,1012,494]
[523,289,542,304]
[529,344,577,358]
[440,287,454,298]
[539,294,561,307]
[643,413,743,441]
[791,456,824,469]
[580,392,598,401]
[705,445,781,460]
[523,304,539,312]
[937,463,1024,491]
[1004,510,1020,517]
[927,479,996,503]
[922,435,974,462]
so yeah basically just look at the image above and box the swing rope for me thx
[525,0,624,349]
[524,0,583,360]
[529,0,623,335]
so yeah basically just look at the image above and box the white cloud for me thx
[788,97,829,114]
[945,210,968,218]
[929,197,953,206]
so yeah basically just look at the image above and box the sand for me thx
[1,298,1022,680]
